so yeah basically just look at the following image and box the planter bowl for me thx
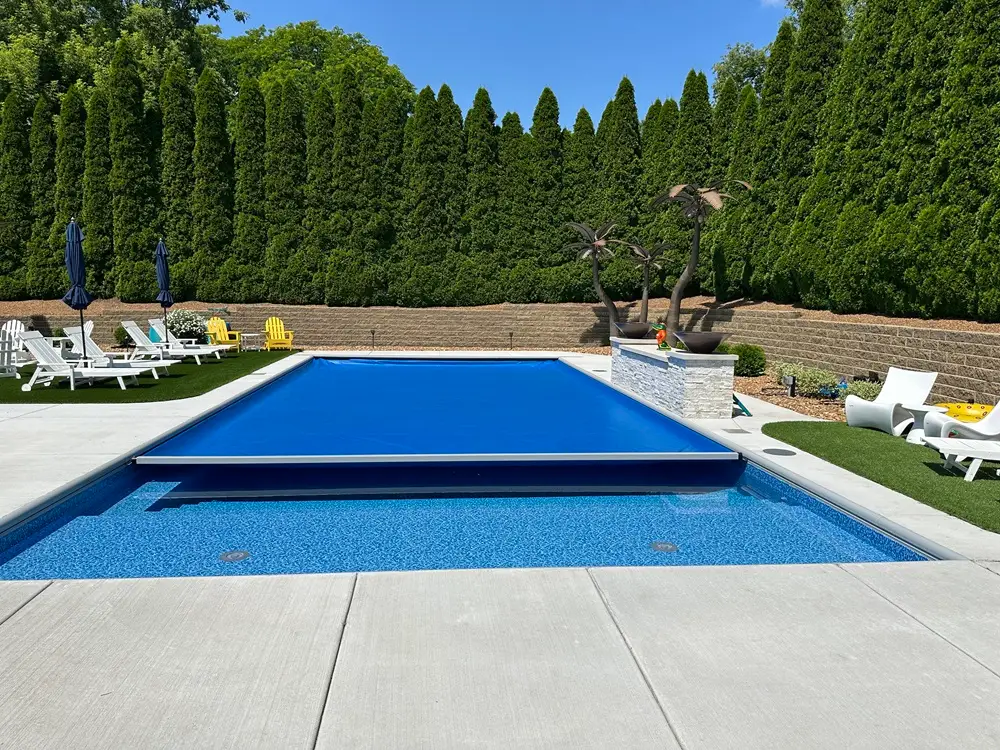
[614,322,652,339]
[672,331,731,354]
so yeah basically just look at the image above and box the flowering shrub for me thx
[165,310,207,342]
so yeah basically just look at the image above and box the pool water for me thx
[0,463,923,580]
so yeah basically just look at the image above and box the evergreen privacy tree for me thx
[709,77,739,185]
[369,88,406,271]
[25,95,58,298]
[528,87,563,266]
[190,67,233,301]
[227,75,267,302]
[595,77,642,238]
[108,40,159,301]
[0,92,32,299]
[562,108,597,227]
[436,84,465,259]
[264,77,307,303]
[81,88,114,298]
[462,88,500,260]
[710,85,758,301]
[299,83,336,304]
[767,0,845,302]
[46,84,86,297]
[496,112,532,273]
[745,20,795,297]
[158,61,195,295]
[395,86,446,305]
[639,99,678,249]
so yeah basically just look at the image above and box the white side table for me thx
[241,333,263,352]
[903,404,948,445]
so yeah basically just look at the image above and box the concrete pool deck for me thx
[1,350,1000,748]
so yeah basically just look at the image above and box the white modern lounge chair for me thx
[844,367,938,437]
[0,330,19,379]
[64,325,175,379]
[120,320,218,366]
[18,331,141,391]
[924,437,1000,482]
[148,319,227,358]
[924,402,1000,442]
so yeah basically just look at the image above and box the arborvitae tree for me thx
[496,111,532,270]
[394,86,445,304]
[711,85,759,300]
[672,71,713,185]
[0,92,31,299]
[158,61,195,295]
[746,20,795,297]
[462,87,500,259]
[25,95,58,298]
[642,100,661,136]
[226,75,267,302]
[562,108,597,227]
[595,77,642,238]
[189,67,233,301]
[81,88,113,297]
[436,84,465,257]
[766,0,845,301]
[45,85,86,298]
[710,77,739,184]
[264,78,306,303]
[108,40,158,301]
[528,87,562,266]
[370,88,406,261]
[300,83,335,304]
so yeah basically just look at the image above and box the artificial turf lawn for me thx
[0,350,292,404]
[762,421,1000,534]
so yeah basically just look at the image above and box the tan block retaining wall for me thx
[3,299,997,404]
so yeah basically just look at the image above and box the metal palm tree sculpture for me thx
[652,182,750,345]
[625,242,667,324]
[564,222,622,340]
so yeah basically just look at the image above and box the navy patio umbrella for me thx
[154,238,174,346]
[61,218,93,361]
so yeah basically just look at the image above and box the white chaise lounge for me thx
[924,437,1000,482]
[120,320,220,365]
[0,330,19,379]
[64,325,175,379]
[845,367,938,437]
[148,319,227,358]
[18,331,144,391]
[924,402,1000,442]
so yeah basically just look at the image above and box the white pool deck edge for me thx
[3,350,1000,748]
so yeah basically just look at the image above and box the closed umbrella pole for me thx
[154,239,174,347]
[61,218,93,363]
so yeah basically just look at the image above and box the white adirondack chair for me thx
[63,325,175,379]
[844,367,938,437]
[1,319,31,364]
[0,330,19,379]
[18,332,141,391]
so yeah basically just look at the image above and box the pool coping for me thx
[0,349,967,563]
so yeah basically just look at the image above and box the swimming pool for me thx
[0,356,929,579]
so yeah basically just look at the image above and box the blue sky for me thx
[216,0,790,126]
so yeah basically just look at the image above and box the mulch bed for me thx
[735,375,845,422]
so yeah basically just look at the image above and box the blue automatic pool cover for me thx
[143,358,735,461]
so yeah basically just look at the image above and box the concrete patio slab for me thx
[317,568,679,750]
[0,574,355,749]
[0,404,57,421]
[843,561,1000,674]
[0,580,48,623]
[592,564,1000,750]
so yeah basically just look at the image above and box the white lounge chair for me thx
[148,319,227,358]
[1,319,32,365]
[64,325,175,379]
[18,331,144,391]
[0,330,20,379]
[924,437,1000,482]
[925,402,1000,442]
[120,320,219,366]
[844,367,938,437]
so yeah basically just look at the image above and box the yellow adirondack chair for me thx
[206,316,240,350]
[264,317,294,350]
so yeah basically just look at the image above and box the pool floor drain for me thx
[220,550,250,563]
[650,541,678,553]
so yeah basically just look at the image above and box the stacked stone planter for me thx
[610,338,737,420]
